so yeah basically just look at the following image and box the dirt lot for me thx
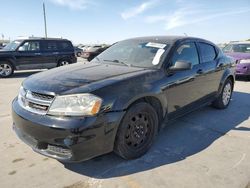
[0,64,250,188]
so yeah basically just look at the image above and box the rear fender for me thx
[218,68,235,95]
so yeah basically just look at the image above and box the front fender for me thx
[112,91,167,115]
[93,70,168,118]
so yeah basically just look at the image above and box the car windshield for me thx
[223,43,250,53]
[93,40,169,68]
[2,40,21,51]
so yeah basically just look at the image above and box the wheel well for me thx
[57,58,72,66]
[127,96,164,128]
[0,60,16,70]
[227,75,234,88]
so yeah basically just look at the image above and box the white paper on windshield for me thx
[152,49,165,65]
[146,42,166,49]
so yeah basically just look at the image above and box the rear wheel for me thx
[212,79,233,109]
[58,59,71,66]
[0,62,14,78]
[114,102,158,159]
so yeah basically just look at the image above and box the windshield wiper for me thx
[103,59,130,67]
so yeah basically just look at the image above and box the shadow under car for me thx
[63,91,250,178]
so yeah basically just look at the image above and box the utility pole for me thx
[43,2,48,38]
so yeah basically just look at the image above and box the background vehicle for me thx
[82,45,109,61]
[223,41,250,79]
[12,36,235,162]
[0,38,77,78]
[77,44,87,50]
[74,46,83,57]
[0,43,7,50]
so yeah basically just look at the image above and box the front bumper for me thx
[236,63,250,76]
[12,98,125,162]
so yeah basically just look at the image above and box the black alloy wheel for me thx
[114,102,159,159]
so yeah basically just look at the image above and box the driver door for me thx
[163,42,206,118]
[15,40,44,70]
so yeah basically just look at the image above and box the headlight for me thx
[19,86,26,97]
[239,59,250,64]
[47,93,102,116]
[18,86,27,107]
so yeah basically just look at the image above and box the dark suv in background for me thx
[0,38,77,77]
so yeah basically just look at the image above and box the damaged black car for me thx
[12,36,235,162]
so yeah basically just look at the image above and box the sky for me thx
[0,0,250,44]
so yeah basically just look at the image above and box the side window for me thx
[199,43,217,63]
[18,41,40,51]
[171,42,199,66]
[44,41,58,51]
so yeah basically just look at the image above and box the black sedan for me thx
[12,36,235,162]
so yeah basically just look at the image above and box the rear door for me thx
[15,40,44,69]
[57,40,75,61]
[40,40,58,68]
[197,42,222,95]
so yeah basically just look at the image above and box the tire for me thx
[58,59,71,66]
[212,79,233,109]
[76,52,82,57]
[0,62,14,78]
[114,102,159,159]
[87,57,93,62]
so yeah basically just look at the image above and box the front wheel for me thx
[0,62,14,78]
[114,102,158,159]
[212,79,233,109]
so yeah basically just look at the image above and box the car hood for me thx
[225,52,250,61]
[0,50,14,55]
[23,62,151,95]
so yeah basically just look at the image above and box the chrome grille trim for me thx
[31,92,54,101]
[26,91,52,106]
[18,89,55,115]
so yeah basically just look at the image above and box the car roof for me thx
[15,38,70,42]
[229,41,250,45]
[123,36,211,44]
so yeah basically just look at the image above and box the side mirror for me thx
[169,60,192,71]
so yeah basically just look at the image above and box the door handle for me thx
[34,53,41,55]
[196,69,203,74]
[52,52,59,55]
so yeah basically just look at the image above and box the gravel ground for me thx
[0,62,249,188]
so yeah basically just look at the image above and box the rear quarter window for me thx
[43,41,58,51]
[199,43,217,63]
[58,41,73,51]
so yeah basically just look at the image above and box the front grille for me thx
[31,92,54,101]
[18,89,55,115]
[28,101,49,111]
